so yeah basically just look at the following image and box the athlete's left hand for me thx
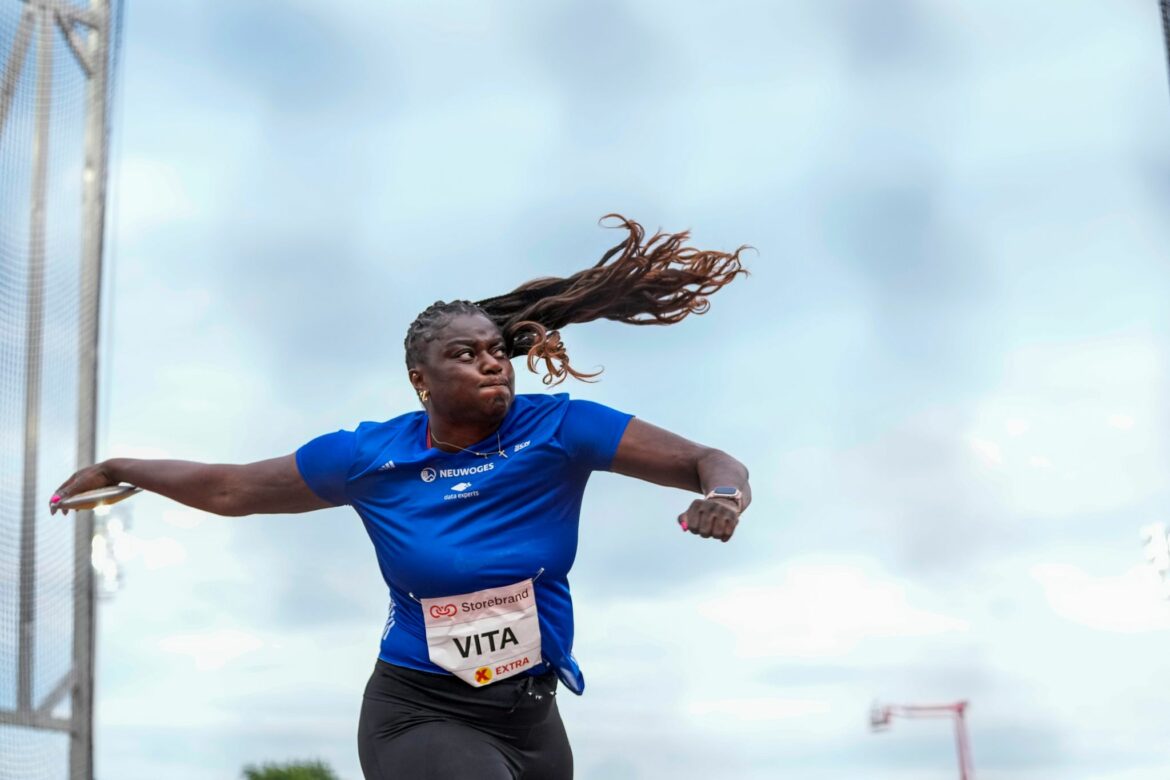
[678,498,739,542]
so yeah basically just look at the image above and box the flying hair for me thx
[403,215,750,386]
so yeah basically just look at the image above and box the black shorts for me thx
[357,660,573,780]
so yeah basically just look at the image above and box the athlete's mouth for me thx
[480,379,510,389]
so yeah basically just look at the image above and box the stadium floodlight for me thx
[90,510,131,598]
[1141,523,1170,574]
[870,700,974,780]
[90,532,119,597]
[1140,523,1170,601]
[1162,0,1170,99]
[869,701,892,731]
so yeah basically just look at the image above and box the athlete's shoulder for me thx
[348,410,427,471]
[352,409,423,437]
[507,392,572,426]
[511,392,571,410]
[509,392,628,421]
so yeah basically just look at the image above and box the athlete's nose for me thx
[480,349,506,375]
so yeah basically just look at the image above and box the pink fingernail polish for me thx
[51,494,60,503]
[680,520,689,532]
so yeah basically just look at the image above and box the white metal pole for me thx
[71,0,111,775]
[18,0,53,719]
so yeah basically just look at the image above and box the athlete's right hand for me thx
[677,496,740,542]
[49,462,118,515]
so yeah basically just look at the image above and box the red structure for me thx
[870,700,974,780]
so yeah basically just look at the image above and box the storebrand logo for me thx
[451,482,472,492]
[514,440,531,453]
[420,467,437,483]
[429,604,457,619]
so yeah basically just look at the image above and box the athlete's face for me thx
[409,314,515,425]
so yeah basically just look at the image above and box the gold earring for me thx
[419,389,430,402]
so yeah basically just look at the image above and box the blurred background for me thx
[6,0,1170,778]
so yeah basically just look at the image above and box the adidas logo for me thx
[377,459,396,472]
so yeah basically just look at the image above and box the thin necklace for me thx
[429,428,508,459]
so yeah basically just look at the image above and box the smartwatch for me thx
[704,486,743,511]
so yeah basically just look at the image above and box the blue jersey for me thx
[295,393,632,694]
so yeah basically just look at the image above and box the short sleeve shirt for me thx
[295,393,632,694]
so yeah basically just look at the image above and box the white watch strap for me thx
[704,488,742,510]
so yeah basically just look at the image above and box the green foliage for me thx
[241,759,340,780]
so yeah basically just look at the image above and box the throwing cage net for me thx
[0,1,121,778]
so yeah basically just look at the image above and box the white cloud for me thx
[161,507,206,530]
[116,156,200,234]
[1005,418,1030,436]
[696,562,968,659]
[685,696,831,722]
[157,629,264,672]
[136,535,188,569]
[1031,563,1170,633]
[1108,413,1136,430]
[968,435,1003,465]
[964,336,1170,517]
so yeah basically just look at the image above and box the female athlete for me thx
[50,215,753,780]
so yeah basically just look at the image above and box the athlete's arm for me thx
[609,418,751,542]
[49,455,332,517]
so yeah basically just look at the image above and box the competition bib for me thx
[420,579,542,687]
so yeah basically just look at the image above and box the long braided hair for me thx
[404,215,750,386]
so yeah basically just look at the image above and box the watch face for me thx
[712,487,738,496]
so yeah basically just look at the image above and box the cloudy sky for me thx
[7,0,1170,778]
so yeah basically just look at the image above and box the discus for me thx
[56,484,142,512]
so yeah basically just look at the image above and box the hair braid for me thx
[480,215,749,385]
[403,215,750,386]
[403,299,489,369]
